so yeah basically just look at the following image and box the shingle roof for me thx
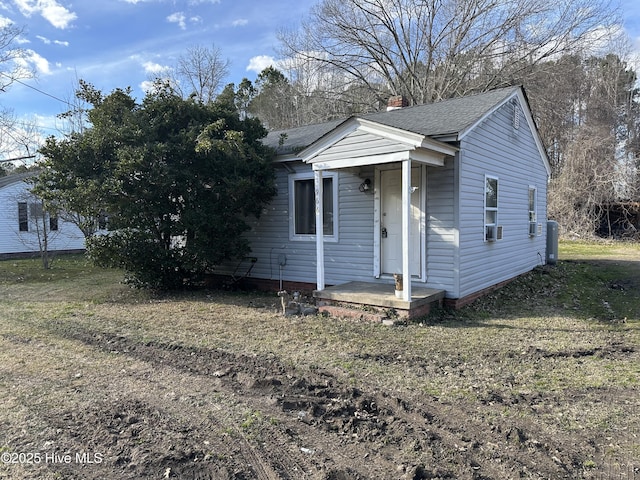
[264,119,345,155]
[263,86,520,154]
[0,171,37,189]
[362,86,519,138]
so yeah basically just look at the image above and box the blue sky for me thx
[0,0,315,137]
[0,0,638,143]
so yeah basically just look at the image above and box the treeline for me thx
[225,0,639,239]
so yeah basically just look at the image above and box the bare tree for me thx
[548,125,618,238]
[278,0,622,105]
[13,189,61,269]
[540,51,639,238]
[0,23,30,90]
[173,44,230,104]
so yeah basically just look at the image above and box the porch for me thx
[298,116,458,305]
[314,281,445,322]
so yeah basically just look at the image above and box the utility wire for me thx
[0,72,73,107]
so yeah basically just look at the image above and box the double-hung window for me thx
[289,172,338,241]
[484,175,499,242]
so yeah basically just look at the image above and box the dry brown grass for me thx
[0,247,638,479]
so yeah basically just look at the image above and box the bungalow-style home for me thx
[218,85,552,318]
[0,171,86,259]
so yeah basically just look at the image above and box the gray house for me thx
[221,86,551,317]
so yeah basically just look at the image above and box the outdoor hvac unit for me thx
[546,220,559,265]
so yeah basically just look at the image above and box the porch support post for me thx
[314,169,325,291]
[402,159,412,302]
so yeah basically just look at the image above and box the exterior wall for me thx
[219,98,549,301]
[0,181,86,255]
[222,158,461,294]
[425,158,458,294]
[218,161,378,288]
[455,101,548,299]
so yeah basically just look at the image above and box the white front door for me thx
[380,167,421,277]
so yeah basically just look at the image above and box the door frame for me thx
[373,163,427,281]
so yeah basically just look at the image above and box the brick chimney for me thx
[387,95,409,111]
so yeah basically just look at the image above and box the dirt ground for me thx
[0,250,638,479]
[4,326,624,480]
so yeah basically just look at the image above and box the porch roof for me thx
[297,117,458,171]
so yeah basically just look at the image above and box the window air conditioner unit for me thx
[486,225,502,242]
[529,222,537,237]
[486,225,496,242]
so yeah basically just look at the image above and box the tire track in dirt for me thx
[46,322,590,479]
[27,324,363,479]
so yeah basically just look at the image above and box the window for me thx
[98,213,109,230]
[50,216,59,231]
[484,176,499,242]
[528,186,537,236]
[18,202,28,232]
[289,172,337,241]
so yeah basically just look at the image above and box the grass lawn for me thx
[0,244,638,479]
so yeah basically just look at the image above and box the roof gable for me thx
[299,117,458,170]
[263,86,550,176]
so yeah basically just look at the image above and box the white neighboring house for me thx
[0,171,86,258]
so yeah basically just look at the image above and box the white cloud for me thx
[232,18,248,27]
[36,35,68,46]
[14,0,77,29]
[15,49,51,75]
[246,55,276,73]
[0,14,12,28]
[167,11,186,30]
[139,79,156,93]
[142,60,169,75]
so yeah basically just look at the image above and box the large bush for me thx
[39,82,276,289]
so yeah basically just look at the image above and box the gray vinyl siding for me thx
[425,159,457,293]
[222,93,549,300]
[0,181,86,255]
[456,101,548,299]
[219,162,377,287]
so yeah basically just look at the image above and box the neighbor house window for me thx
[484,175,499,242]
[49,216,59,231]
[528,186,537,236]
[289,172,338,241]
[18,202,28,232]
[98,213,109,230]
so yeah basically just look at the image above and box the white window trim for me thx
[288,171,339,242]
[484,174,499,242]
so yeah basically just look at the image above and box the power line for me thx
[0,72,73,107]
